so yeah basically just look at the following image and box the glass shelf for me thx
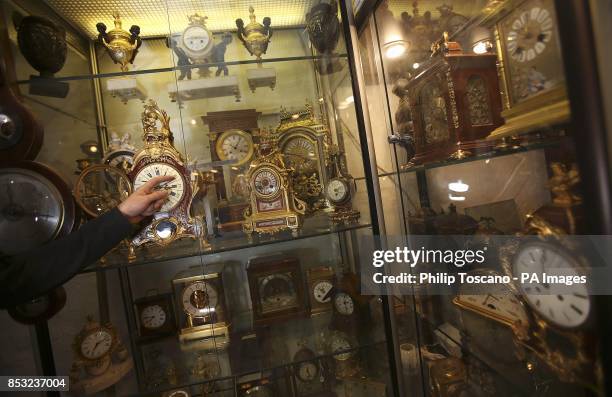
[83,215,371,273]
[131,309,387,396]
[14,54,349,85]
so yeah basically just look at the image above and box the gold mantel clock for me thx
[243,129,306,236]
[128,100,206,260]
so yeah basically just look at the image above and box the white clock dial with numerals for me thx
[513,242,590,328]
[330,334,353,361]
[253,169,280,197]
[133,164,185,212]
[80,330,113,360]
[507,6,554,63]
[313,280,333,303]
[182,25,211,53]
[326,178,349,203]
[333,292,354,315]
[217,131,253,166]
[140,305,167,329]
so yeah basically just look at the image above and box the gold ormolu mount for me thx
[96,12,142,72]
[236,6,272,62]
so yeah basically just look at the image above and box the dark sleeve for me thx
[0,208,133,309]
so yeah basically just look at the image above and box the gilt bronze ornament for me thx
[236,6,272,62]
[96,13,142,72]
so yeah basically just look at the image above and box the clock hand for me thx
[322,287,336,301]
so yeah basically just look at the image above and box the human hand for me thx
[118,175,174,224]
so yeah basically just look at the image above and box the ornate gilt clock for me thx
[172,265,230,348]
[326,145,360,225]
[277,104,330,212]
[128,100,206,260]
[400,36,503,166]
[242,129,306,237]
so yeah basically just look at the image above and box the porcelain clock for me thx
[127,100,206,260]
[180,13,213,63]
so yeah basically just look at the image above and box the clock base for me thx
[179,323,230,350]
[71,358,133,395]
[328,208,360,225]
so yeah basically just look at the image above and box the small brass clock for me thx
[326,146,359,225]
[307,266,336,315]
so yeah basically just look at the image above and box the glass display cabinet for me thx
[0,1,393,396]
[1,0,611,397]
[355,0,612,396]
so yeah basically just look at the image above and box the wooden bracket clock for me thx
[242,128,306,237]
[128,100,207,260]
[401,34,503,167]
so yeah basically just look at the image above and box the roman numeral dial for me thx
[133,163,185,212]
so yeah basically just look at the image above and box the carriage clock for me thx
[202,109,260,232]
[242,128,306,236]
[127,100,206,260]
[172,265,230,348]
[400,34,502,166]
[326,145,360,225]
[277,104,330,213]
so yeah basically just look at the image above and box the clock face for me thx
[259,273,298,313]
[80,329,113,360]
[0,168,64,254]
[457,290,529,328]
[313,280,334,303]
[181,281,218,318]
[330,334,353,361]
[133,163,185,212]
[501,0,564,104]
[326,178,349,203]
[506,6,553,63]
[253,168,280,197]
[420,83,449,144]
[140,304,167,329]
[282,136,318,173]
[333,292,354,315]
[168,391,190,397]
[298,361,318,382]
[513,242,590,328]
[216,130,253,166]
[104,150,134,172]
[182,25,211,53]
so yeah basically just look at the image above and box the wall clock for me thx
[128,100,206,260]
[172,265,230,348]
[485,0,569,139]
[247,255,307,327]
[243,130,306,237]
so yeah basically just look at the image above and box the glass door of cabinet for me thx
[356,0,611,396]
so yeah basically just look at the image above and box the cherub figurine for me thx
[549,162,582,207]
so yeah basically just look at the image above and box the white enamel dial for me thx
[80,330,113,360]
[298,361,318,381]
[133,163,185,212]
[253,169,280,197]
[181,281,218,318]
[140,304,167,329]
[458,292,529,327]
[330,334,353,361]
[313,280,333,303]
[507,6,554,63]
[182,25,211,53]
[513,242,590,328]
[326,178,349,203]
[216,131,253,166]
[168,391,190,397]
[333,292,354,315]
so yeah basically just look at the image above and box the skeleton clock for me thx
[128,100,206,259]
[243,129,306,236]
